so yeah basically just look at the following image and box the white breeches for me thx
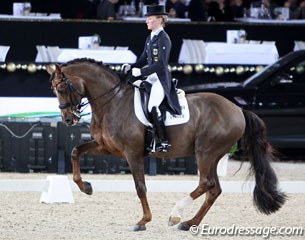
[145,73,164,115]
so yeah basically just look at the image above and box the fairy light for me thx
[183,65,193,75]
[0,63,266,76]
[194,64,204,73]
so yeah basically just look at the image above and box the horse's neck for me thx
[86,78,133,115]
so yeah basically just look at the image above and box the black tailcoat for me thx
[131,30,181,115]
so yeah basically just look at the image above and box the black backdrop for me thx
[1,19,305,63]
[0,19,305,97]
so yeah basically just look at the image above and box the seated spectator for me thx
[290,0,305,19]
[188,0,209,21]
[80,0,118,19]
[262,0,278,18]
[96,0,118,20]
[284,0,299,18]
[165,0,188,18]
[207,0,234,21]
[229,0,245,18]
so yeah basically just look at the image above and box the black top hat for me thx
[145,5,168,16]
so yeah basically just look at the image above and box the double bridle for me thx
[52,73,124,119]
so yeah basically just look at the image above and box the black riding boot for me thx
[151,107,170,153]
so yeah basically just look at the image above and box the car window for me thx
[277,60,305,86]
[290,61,305,84]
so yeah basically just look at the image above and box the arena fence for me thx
[0,121,198,175]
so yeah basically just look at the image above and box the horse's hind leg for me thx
[71,140,107,195]
[168,155,222,230]
[178,159,222,231]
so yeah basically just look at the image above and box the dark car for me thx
[183,50,305,150]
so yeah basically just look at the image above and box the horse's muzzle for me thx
[64,111,80,126]
[64,115,75,126]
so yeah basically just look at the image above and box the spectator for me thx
[165,0,188,18]
[96,0,118,20]
[262,0,278,18]
[207,0,234,21]
[289,0,305,18]
[283,0,299,18]
[229,0,245,18]
[188,0,209,21]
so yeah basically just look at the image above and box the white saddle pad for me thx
[134,88,190,127]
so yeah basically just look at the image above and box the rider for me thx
[122,5,181,153]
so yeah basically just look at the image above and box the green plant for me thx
[228,143,238,155]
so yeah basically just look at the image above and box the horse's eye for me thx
[53,86,65,95]
[57,88,66,95]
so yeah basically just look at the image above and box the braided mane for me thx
[62,57,104,67]
[62,58,120,78]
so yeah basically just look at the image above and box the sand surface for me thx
[0,160,304,240]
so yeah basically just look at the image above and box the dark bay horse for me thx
[47,58,286,231]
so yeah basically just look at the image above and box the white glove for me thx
[132,68,141,77]
[121,63,131,74]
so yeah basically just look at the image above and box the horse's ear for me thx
[46,64,61,76]
[46,64,55,75]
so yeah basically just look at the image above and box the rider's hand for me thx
[132,68,141,77]
[121,63,131,74]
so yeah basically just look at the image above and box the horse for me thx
[46,58,286,231]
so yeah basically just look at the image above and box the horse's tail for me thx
[241,109,287,214]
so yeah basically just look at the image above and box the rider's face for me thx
[146,16,162,32]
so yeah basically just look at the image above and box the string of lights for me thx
[0,62,265,76]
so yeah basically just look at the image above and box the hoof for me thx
[83,181,93,195]
[133,225,146,231]
[178,222,191,231]
[168,216,181,226]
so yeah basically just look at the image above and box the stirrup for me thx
[155,141,171,153]
[147,140,170,153]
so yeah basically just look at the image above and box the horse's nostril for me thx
[65,117,73,125]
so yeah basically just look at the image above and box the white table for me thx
[122,17,191,22]
[57,49,137,64]
[0,14,61,20]
[235,18,305,25]
[204,42,279,65]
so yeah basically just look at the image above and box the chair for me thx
[194,40,206,63]
[35,13,48,16]
[248,40,261,44]
[47,46,61,62]
[115,46,129,50]
[294,41,305,51]
[262,41,276,45]
[0,46,10,62]
[35,45,51,62]
[178,39,198,64]
[99,46,115,50]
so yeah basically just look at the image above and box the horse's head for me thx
[46,64,85,126]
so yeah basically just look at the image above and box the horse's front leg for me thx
[71,140,107,195]
[128,158,152,231]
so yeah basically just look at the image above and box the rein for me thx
[79,72,134,117]
[80,80,123,117]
